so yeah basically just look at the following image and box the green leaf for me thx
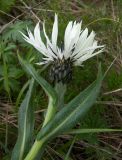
[3,21,33,43]
[4,44,16,51]
[18,55,58,125]
[64,137,76,160]
[11,78,35,160]
[0,0,15,12]
[67,128,122,134]
[9,78,20,92]
[18,55,57,104]
[15,80,30,109]
[3,56,11,98]
[37,65,103,141]
[8,67,24,79]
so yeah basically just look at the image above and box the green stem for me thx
[24,97,56,160]
[43,97,56,127]
[24,139,45,160]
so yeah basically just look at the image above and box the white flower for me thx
[21,14,104,67]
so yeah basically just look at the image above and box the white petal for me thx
[69,22,82,50]
[81,31,95,50]
[73,45,104,59]
[52,14,58,48]
[36,57,53,65]
[27,29,35,42]
[64,22,82,59]
[71,30,96,59]
[72,28,88,55]
[74,48,104,66]
[43,57,53,61]
[36,61,48,65]
[34,23,47,52]
[43,22,53,48]
[20,31,30,41]
[57,47,63,59]
[47,45,57,59]
[43,22,58,58]
[64,21,73,50]
[20,30,50,58]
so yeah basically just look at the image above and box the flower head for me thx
[21,14,104,83]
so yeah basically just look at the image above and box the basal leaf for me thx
[11,78,35,160]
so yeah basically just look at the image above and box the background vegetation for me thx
[0,0,122,159]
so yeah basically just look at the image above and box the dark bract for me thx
[49,58,72,84]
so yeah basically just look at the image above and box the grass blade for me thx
[67,128,122,134]
[64,137,76,160]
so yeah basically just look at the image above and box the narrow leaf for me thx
[15,80,29,109]
[68,128,122,134]
[64,137,76,160]
[18,55,57,104]
[37,65,103,141]
[11,78,35,160]
[18,55,58,125]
